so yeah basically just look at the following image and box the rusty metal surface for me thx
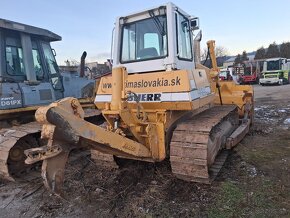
[28,99,251,194]
[0,122,41,180]
[27,97,153,195]
[34,98,152,158]
[226,119,251,149]
[24,145,63,164]
[170,105,240,183]
[41,143,71,195]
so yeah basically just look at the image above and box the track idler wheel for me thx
[7,135,40,177]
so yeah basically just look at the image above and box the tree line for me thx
[254,42,290,60]
[234,51,249,65]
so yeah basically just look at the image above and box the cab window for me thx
[121,15,167,63]
[42,43,62,90]
[176,12,192,60]
[32,41,44,80]
[5,35,25,75]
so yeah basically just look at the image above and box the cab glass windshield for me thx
[267,60,280,71]
[121,15,167,63]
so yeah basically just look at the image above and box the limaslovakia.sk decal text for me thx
[102,76,181,89]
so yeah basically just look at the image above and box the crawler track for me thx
[0,122,41,180]
[170,105,238,183]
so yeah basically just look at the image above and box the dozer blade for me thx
[170,105,248,183]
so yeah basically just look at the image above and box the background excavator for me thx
[0,18,100,181]
[25,2,253,194]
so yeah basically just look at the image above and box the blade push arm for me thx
[25,97,151,194]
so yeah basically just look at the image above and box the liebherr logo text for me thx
[102,76,181,89]
[127,93,161,102]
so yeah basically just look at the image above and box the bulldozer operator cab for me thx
[113,2,199,74]
[0,18,64,109]
[0,20,63,87]
[0,18,95,111]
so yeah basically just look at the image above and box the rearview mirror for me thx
[51,48,56,56]
[190,17,199,31]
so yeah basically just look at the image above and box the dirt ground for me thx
[1,84,290,218]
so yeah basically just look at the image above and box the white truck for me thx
[259,58,290,85]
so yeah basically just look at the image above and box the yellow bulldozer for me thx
[25,2,253,194]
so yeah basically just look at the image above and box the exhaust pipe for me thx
[80,51,87,77]
[193,30,202,64]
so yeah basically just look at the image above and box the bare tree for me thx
[70,59,79,66]
[201,47,208,61]
[215,46,228,57]
[201,46,228,61]
[65,59,79,66]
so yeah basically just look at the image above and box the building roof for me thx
[224,56,235,63]
[224,54,256,63]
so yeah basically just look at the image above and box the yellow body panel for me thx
[93,67,215,161]
[97,70,191,94]
[95,69,214,111]
[215,81,254,118]
[196,40,254,119]
[92,66,253,161]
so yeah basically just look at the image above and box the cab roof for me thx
[0,18,61,42]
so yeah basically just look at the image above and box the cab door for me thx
[41,42,64,100]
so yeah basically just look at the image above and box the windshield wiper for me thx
[148,10,166,36]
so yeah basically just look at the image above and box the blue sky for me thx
[1,0,289,64]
